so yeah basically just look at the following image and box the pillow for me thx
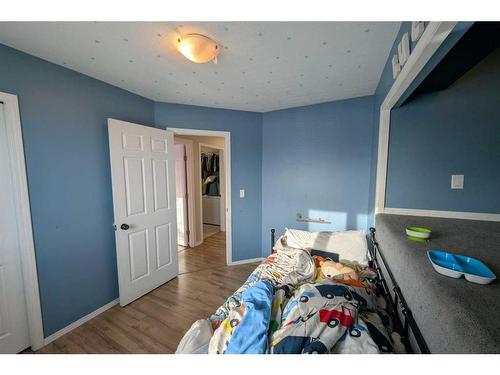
[283,228,369,265]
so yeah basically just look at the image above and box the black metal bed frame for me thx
[270,227,430,354]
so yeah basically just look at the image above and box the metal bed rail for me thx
[270,227,430,354]
[368,227,430,353]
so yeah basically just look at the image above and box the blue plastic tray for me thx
[427,250,496,285]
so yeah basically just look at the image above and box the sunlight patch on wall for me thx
[306,210,346,232]
[356,213,368,231]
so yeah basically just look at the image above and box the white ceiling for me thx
[0,22,400,112]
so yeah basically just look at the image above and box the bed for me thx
[375,214,500,354]
[176,227,429,354]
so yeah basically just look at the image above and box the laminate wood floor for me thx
[27,232,257,354]
[203,224,220,239]
[178,231,226,274]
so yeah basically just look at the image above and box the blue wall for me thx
[367,22,474,226]
[386,46,500,213]
[261,96,375,255]
[0,43,155,337]
[154,102,263,261]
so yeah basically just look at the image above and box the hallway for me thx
[178,231,226,274]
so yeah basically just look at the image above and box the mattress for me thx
[375,214,500,353]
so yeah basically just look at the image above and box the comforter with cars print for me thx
[177,247,402,354]
[268,280,395,354]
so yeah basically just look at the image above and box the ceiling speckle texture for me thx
[0,22,400,112]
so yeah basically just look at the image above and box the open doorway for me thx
[170,128,231,274]
[200,143,225,241]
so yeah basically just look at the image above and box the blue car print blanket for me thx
[177,246,403,354]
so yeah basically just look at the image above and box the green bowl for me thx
[406,235,428,243]
[405,226,432,239]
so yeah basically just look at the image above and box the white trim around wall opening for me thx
[373,22,500,222]
[173,137,196,248]
[0,91,45,350]
[166,127,234,265]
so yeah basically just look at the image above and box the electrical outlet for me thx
[451,175,464,189]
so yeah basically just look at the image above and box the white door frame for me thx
[167,128,233,265]
[0,91,44,350]
[373,22,499,222]
[174,138,196,248]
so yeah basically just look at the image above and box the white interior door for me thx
[0,103,30,353]
[108,119,178,306]
[174,143,188,247]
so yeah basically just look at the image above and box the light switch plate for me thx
[239,189,245,198]
[451,175,464,189]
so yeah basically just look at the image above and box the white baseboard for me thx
[383,208,500,222]
[43,298,119,346]
[228,257,264,266]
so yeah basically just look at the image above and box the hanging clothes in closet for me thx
[201,151,220,196]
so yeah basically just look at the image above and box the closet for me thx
[201,148,221,226]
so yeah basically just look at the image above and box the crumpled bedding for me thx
[269,281,392,354]
[175,319,213,354]
[225,280,274,354]
[209,246,315,325]
[177,245,401,354]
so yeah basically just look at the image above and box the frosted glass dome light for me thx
[177,34,221,64]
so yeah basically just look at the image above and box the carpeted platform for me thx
[375,213,500,354]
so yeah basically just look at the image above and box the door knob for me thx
[120,223,130,230]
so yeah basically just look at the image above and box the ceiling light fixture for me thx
[177,33,221,64]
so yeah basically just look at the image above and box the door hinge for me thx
[184,155,187,161]
[185,193,189,199]
[113,224,117,231]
